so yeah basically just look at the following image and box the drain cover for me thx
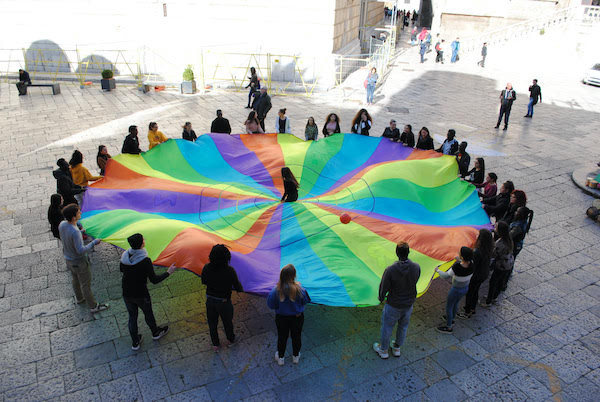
[387,107,409,114]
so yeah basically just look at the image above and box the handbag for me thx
[364,79,368,89]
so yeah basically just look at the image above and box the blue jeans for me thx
[527,97,535,116]
[446,286,468,327]
[380,303,413,350]
[366,84,375,103]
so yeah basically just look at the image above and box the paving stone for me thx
[74,341,118,369]
[0,363,37,393]
[206,375,252,402]
[471,378,528,401]
[136,367,171,402]
[240,365,281,395]
[60,385,101,402]
[22,297,73,320]
[508,369,553,401]
[472,328,514,354]
[470,359,506,386]
[423,378,466,402]
[63,364,112,393]
[383,366,427,397]
[273,366,355,402]
[98,374,142,402]
[349,376,407,402]
[163,352,228,394]
[109,352,151,379]
[408,357,448,387]
[430,345,476,375]
[37,353,76,381]
[164,386,212,402]
[3,377,65,402]
[51,316,120,355]
[147,341,182,366]
[450,368,487,397]
[0,332,51,366]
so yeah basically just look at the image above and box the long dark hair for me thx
[419,127,430,138]
[50,193,63,209]
[281,167,299,188]
[69,150,83,167]
[245,111,259,124]
[351,109,372,128]
[306,117,316,127]
[209,244,231,266]
[476,157,485,172]
[325,113,339,124]
[97,145,108,160]
[495,221,513,251]
[474,228,494,260]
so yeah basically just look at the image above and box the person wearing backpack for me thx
[481,221,514,307]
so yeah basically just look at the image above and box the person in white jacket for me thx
[275,108,291,134]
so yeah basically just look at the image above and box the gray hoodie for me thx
[379,259,421,309]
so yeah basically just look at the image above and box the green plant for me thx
[101,69,114,79]
[539,28,545,35]
[183,65,194,81]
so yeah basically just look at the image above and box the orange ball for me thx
[340,213,351,224]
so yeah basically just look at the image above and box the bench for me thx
[17,83,61,95]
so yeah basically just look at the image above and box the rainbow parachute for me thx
[81,134,490,307]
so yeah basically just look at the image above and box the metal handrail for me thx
[459,5,598,56]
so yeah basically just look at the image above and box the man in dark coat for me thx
[253,87,272,132]
[524,79,542,118]
[16,69,31,95]
[122,125,142,155]
[495,83,516,130]
[210,110,232,134]
[53,158,84,205]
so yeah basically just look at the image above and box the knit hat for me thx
[460,246,473,262]
[127,233,144,249]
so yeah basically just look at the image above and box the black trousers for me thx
[124,296,158,343]
[258,116,266,132]
[206,297,234,346]
[464,278,485,314]
[486,270,511,303]
[16,82,29,95]
[275,313,304,358]
[497,103,512,127]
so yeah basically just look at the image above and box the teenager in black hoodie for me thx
[120,233,176,350]
[201,244,244,350]
[53,158,84,205]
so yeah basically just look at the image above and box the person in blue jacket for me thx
[267,264,311,366]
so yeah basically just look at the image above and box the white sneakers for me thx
[373,343,389,359]
[373,342,402,358]
[275,351,301,365]
[275,351,284,366]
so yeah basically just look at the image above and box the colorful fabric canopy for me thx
[81,133,490,306]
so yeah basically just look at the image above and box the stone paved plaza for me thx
[1,51,600,401]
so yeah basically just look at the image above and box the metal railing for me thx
[460,5,599,56]
[0,47,145,88]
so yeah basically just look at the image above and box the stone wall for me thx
[333,0,362,53]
